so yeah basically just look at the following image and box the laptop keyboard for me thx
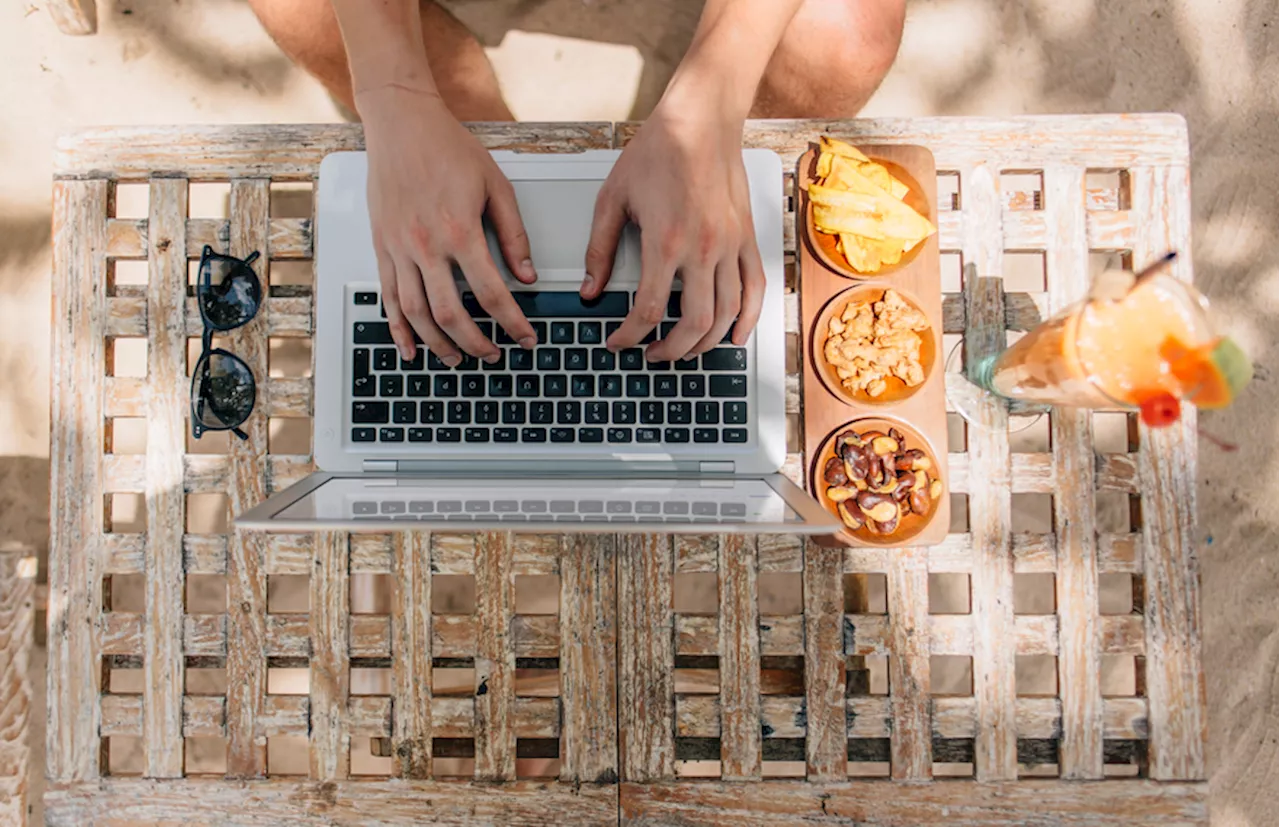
[348,289,750,447]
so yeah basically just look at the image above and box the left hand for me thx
[582,103,766,361]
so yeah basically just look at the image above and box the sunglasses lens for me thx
[192,352,257,430]
[200,256,262,330]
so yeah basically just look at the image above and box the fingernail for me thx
[581,274,594,293]
[682,353,695,362]
[483,352,500,365]
[519,336,536,350]
[443,354,461,368]
[521,258,536,279]
[398,343,414,361]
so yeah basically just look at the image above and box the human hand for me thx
[360,87,538,365]
[582,103,766,361]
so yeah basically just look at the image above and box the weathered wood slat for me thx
[887,548,931,779]
[104,376,312,419]
[618,535,675,781]
[48,179,109,782]
[106,294,314,338]
[102,453,313,494]
[962,165,1018,782]
[142,178,188,779]
[473,532,516,781]
[309,531,350,780]
[224,179,271,777]
[560,535,618,784]
[0,550,34,826]
[802,543,845,780]
[1131,166,1206,781]
[391,532,432,778]
[717,535,761,780]
[946,451,1139,495]
[106,217,311,260]
[430,697,559,739]
[1045,165,1104,779]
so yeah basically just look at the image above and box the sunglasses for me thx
[191,245,263,441]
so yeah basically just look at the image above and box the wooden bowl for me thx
[803,156,934,280]
[811,284,937,407]
[810,417,945,547]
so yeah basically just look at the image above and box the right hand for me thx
[360,87,538,365]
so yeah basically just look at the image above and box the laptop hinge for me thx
[363,459,398,472]
[699,461,735,474]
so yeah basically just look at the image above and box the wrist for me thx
[354,82,445,121]
[661,48,756,123]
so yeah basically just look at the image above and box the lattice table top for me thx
[45,117,1207,826]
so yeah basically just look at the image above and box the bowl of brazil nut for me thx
[812,285,937,406]
[812,417,944,545]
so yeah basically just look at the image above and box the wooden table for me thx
[40,117,1208,825]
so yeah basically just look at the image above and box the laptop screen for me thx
[275,476,802,526]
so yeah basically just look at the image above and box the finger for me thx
[455,240,537,350]
[582,185,627,299]
[375,245,418,361]
[648,263,714,362]
[420,260,501,362]
[486,173,537,284]
[393,253,461,367]
[732,232,766,346]
[607,234,674,351]
[690,256,742,355]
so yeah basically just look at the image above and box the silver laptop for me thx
[236,149,839,534]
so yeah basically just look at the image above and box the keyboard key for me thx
[636,428,660,443]
[379,375,404,397]
[354,348,371,377]
[496,327,515,346]
[353,375,376,398]
[544,375,568,397]
[591,348,615,371]
[654,374,678,397]
[502,401,526,424]
[599,374,623,397]
[550,427,575,443]
[724,428,748,443]
[664,427,690,443]
[710,375,747,397]
[724,401,748,424]
[353,401,389,423]
[608,427,632,443]
[606,320,622,337]
[721,502,747,517]
[461,374,485,397]
[401,349,424,371]
[509,348,533,371]
[627,375,650,397]
[516,375,540,397]
[488,375,512,397]
[571,375,594,397]
[408,427,432,442]
[522,427,548,443]
[464,290,629,319]
[447,401,471,424]
[694,428,719,443]
[531,321,548,344]
[354,322,394,344]
[578,322,602,344]
[693,501,718,516]
[585,401,608,424]
[352,427,376,442]
[420,401,444,424]
[696,401,719,424]
[556,401,581,425]
[564,348,589,371]
[465,427,489,443]
[640,328,658,345]
[434,375,458,397]
[649,360,672,371]
[379,427,405,442]
[407,375,431,397]
[476,321,493,339]
[481,349,506,371]
[668,401,692,424]
[530,401,553,424]
[675,356,699,371]
[703,347,747,371]
[393,401,416,424]
[612,401,636,424]
[580,428,603,443]
[640,402,664,424]
[354,291,378,305]
[537,348,560,371]
[494,427,518,443]
[437,427,462,442]
[660,321,677,339]
[427,352,452,371]
[666,291,683,318]
[475,401,498,424]
[551,321,575,344]
[380,302,388,319]
[681,375,706,397]
[619,349,645,371]
[457,354,478,371]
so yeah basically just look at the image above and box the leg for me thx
[247,0,513,120]
[751,0,905,118]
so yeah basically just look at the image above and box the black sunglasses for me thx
[191,245,263,441]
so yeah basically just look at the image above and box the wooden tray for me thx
[797,144,949,547]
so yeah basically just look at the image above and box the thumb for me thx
[487,175,537,284]
[582,185,626,299]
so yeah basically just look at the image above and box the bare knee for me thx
[248,0,352,103]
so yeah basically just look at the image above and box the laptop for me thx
[236,149,840,534]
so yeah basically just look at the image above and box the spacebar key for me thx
[462,291,629,318]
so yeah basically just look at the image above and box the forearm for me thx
[663,0,805,119]
[330,0,436,105]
